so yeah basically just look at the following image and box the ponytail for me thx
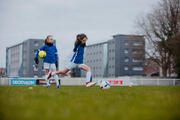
[75,34,81,45]
[44,39,48,45]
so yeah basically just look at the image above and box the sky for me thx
[0,0,159,68]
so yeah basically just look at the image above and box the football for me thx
[38,51,46,58]
[100,81,110,89]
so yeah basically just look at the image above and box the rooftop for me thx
[6,39,44,49]
[112,34,144,38]
[86,41,108,47]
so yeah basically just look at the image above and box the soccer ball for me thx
[38,51,46,58]
[100,81,110,89]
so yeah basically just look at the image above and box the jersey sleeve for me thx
[55,46,58,62]
[35,45,46,58]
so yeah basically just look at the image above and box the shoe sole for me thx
[86,82,97,87]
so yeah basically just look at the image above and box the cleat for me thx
[86,82,96,87]
[47,85,50,88]
[57,85,61,88]
[47,72,52,79]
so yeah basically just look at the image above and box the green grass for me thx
[0,86,180,120]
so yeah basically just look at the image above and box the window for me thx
[132,51,138,54]
[124,50,128,54]
[34,41,39,47]
[124,58,129,62]
[132,58,143,62]
[124,66,129,71]
[34,49,38,54]
[133,42,143,46]
[132,50,142,54]
[132,67,143,71]
[125,42,128,46]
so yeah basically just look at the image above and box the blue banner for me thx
[11,79,36,85]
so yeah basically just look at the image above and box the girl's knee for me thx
[52,68,56,72]
[45,69,49,74]
[87,67,91,72]
[61,71,66,74]
[61,69,69,74]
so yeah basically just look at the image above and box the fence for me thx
[0,77,180,86]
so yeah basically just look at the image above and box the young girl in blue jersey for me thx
[47,33,96,87]
[34,35,60,88]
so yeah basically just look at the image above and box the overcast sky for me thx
[0,0,159,68]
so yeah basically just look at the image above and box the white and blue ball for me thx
[100,81,110,89]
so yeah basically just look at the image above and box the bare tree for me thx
[170,33,180,77]
[136,0,180,77]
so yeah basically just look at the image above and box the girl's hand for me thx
[34,57,39,64]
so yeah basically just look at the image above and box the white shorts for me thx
[44,63,56,71]
[66,62,84,70]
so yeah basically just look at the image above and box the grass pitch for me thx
[0,86,180,120]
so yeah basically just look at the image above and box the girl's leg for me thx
[45,69,50,86]
[48,68,70,80]
[47,62,75,79]
[56,68,69,75]
[51,68,60,86]
[80,64,94,85]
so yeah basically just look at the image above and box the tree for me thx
[170,33,180,77]
[136,0,180,77]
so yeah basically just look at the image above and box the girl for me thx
[47,33,96,87]
[34,35,60,88]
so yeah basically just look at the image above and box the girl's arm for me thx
[55,47,58,68]
[55,47,58,62]
[34,45,46,64]
[35,45,46,58]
